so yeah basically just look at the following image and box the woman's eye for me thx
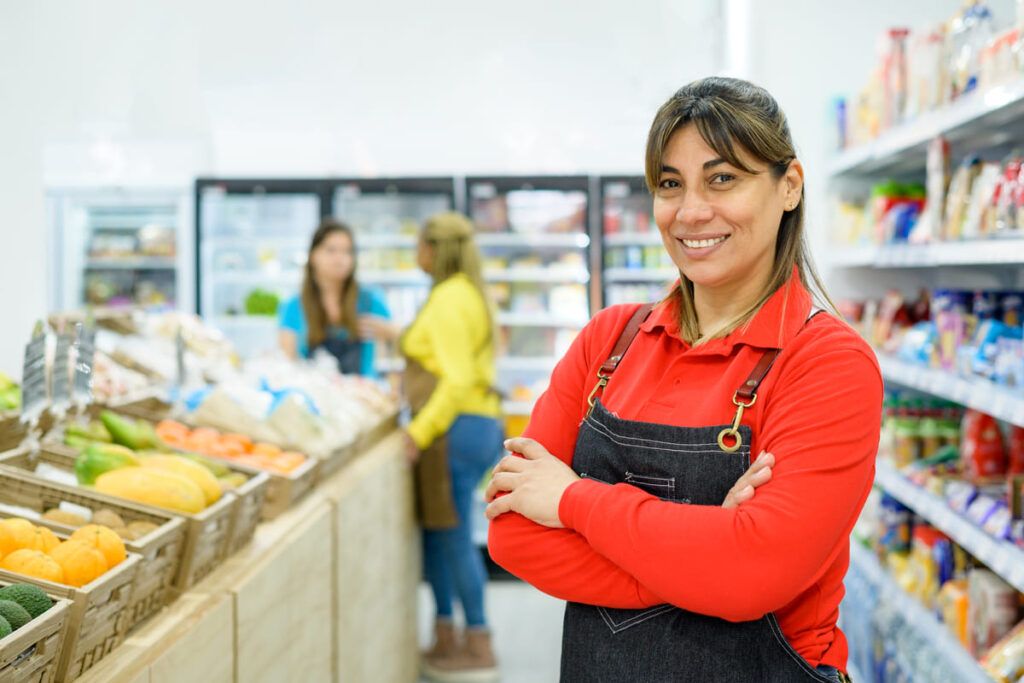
[658,178,681,190]
[710,173,735,185]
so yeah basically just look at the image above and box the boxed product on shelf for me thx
[968,569,1021,656]
[981,619,1024,682]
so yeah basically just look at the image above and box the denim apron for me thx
[560,305,845,683]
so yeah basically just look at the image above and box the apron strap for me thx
[587,304,655,411]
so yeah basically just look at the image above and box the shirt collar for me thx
[639,266,813,354]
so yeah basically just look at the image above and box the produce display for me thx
[0,517,127,588]
[155,420,306,475]
[0,582,54,638]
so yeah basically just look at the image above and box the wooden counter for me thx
[76,430,419,683]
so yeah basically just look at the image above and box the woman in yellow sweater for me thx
[400,212,503,682]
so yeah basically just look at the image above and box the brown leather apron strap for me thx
[587,304,654,412]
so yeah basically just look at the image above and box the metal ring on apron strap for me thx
[717,393,756,453]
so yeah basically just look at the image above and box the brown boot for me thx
[422,619,459,661]
[421,627,499,682]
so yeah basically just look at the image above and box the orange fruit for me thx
[26,526,61,553]
[70,525,127,567]
[252,443,282,458]
[221,433,253,451]
[49,541,107,587]
[158,431,188,449]
[1,549,64,583]
[156,420,190,438]
[0,518,38,554]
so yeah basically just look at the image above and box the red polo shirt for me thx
[488,270,882,672]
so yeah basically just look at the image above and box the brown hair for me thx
[301,218,359,348]
[645,76,834,344]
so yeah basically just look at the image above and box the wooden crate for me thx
[0,552,140,681]
[223,456,318,522]
[222,467,270,555]
[0,446,237,594]
[0,579,71,683]
[0,467,187,631]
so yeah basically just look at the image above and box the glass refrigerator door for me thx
[600,177,674,307]
[466,177,592,418]
[332,180,453,374]
[197,185,321,359]
[50,191,185,313]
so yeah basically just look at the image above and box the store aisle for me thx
[418,580,565,683]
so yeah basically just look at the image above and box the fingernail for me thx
[742,485,754,496]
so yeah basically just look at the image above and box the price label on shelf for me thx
[20,322,47,425]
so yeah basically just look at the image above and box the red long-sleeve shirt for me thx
[488,272,882,671]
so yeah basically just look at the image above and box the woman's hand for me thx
[358,315,400,342]
[721,451,775,508]
[400,430,420,464]
[484,437,579,528]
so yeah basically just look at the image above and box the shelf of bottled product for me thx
[85,257,178,270]
[829,238,1024,268]
[877,354,1024,428]
[496,312,589,328]
[604,232,664,247]
[828,77,1024,177]
[875,458,1024,593]
[847,540,994,683]
[604,267,678,283]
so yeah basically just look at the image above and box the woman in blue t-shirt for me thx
[278,219,394,376]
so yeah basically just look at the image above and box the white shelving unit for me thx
[496,312,588,328]
[830,78,1024,177]
[358,270,429,285]
[604,268,678,283]
[878,354,1024,427]
[485,268,590,284]
[875,459,1024,592]
[477,233,590,249]
[604,233,663,247]
[830,239,1024,268]
[847,541,993,683]
[85,257,178,270]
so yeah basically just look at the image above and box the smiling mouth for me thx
[679,235,729,249]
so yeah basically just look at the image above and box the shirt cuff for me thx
[558,478,608,531]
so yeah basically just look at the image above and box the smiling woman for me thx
[486,77,878,683]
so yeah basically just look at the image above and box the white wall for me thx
[0,0,723,375]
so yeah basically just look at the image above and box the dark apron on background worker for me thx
[561,306,847,683]
[403,355,459,530]
[315,335,362,376]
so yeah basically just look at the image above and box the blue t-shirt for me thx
[277,288,390,377]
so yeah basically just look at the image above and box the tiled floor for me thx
[417,579,565,683]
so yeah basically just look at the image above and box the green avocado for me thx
[0,584,52,619]
[0,600,31,631]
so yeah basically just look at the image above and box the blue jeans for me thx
[422,414,504,629]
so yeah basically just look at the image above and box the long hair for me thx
[420,211,494,334]
[301,218,359,348]
[645,77,836,344]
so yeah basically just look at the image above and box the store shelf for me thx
[497,312,588,328]
[497,356,559,372]
[354,234,417,249]
[830,239,1024,268]
[209,270,303,287]
[604,268,677,283]
[485,269,590,284]
[476,233,590,249]
[848,540,993,683]
[502,400,537,415]
[204,236,310,250]
[85,257,177,270]
[875,459,1024,593]
[878,354,1024,427]
[829,78,1024,177]
[604,233,663,247]
[358,270,430,285]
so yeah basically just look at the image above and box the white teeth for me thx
[681,236,728,249]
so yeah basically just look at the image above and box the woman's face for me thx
[310,231,354,284]
[652,125,802,293]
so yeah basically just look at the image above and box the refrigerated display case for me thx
[48,188,190,313]
[195,179,325,358]
[598,176,676,307]
[465,176,592,417]
[331,177,455,373]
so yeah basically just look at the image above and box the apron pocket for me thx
[623,472,685,502]
[597,604,677,634]
[764,613,838,682]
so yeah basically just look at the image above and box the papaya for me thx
[139,455,222,505]
[94,468,206,514]
[99,411,159,450]
[64,434,100,451]
[66,420,112,443]
[75,444,140,485]
[177,452,231,478]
